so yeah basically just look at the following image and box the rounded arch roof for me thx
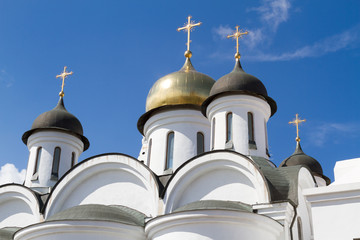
[44,153,160,218]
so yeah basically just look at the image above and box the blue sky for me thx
[0,0,359,183]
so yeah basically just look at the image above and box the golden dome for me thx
[146,58,215,112]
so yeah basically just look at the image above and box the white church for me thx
[1,18,360,240]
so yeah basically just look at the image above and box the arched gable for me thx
[163,151,271,213]
[44,153,159,218]
[0,184,41,228]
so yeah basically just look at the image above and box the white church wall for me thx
[295,168,317,240]
[25,131,84,188]
[14,220,145,240]
[163,151,270,213]
[206,95,271,158]
[304,181,360,240]
[332,157,360,185]
[254,202,295,240]
[44,154,159,218]
[146,210,283,240]
[0,185,41,228]
[143,109,210,175]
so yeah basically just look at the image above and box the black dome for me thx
[210,59,268,97]
[280,142,330,184]
[202,59,277,116]
[22,97,89,151]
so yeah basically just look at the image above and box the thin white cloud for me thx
[0,69,14,88]
[249,0,291,31]
[213,25,264,50]
[213,0,291,52]
[308,122,360,147]
[248,25,360,61]
[213,25,233,39]
[0,163,26,185]
[244,28,264,49]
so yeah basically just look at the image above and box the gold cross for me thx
[177,16,202,58]
[56,66,73,97]
[227,26,248,59]
[289,114,306,142]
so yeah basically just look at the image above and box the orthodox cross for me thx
[56,66,73,97]
[289,114,306,142]
[177,16,202,58]
[227,26,248,59]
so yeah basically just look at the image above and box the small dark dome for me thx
[47,204,146,226]
[280,142,330,184]
[22,97,89,151]
[202,59,277,116]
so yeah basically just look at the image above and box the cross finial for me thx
[56,66,73,97]
[227,25,248,59]
[289,114,306,142]
[177,16,202,58]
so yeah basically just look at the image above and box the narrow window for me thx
[71,152,76,167]
[147,139,152,166]
[197,132,204,155]
[226,112,233,142]
[33,147,42,175]
[264,120,268,148]
[52,147,61,178]
[297,217,303,240]
[212,118,216,150]
[264,120,269,156]
[248,112,255,144]
[165,132,174,170]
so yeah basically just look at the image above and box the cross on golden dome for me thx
[227,26,248,59]
[56,66,73,97]
[289,114,306,142]
[177,16,202,58]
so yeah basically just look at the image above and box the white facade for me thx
[304,157,360,240]
[142,109,210,175]
[206,95,271,158]
[24,131,84,190]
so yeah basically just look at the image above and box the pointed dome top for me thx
[202,59,277,116]
[279,142,330,184]
[22,97,89,151]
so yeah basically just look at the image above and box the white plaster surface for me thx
[0,185,41,228]
[146,210,283,240]
[163,151,270,213]
[207,95,271,159]
[45,154,159,218]
[143,109,210,175]
[333,157,360,185]
[25,131,84,188]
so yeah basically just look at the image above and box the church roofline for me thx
[42,152,162,214]
[0,183,44,210]
[160,149,271,200]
